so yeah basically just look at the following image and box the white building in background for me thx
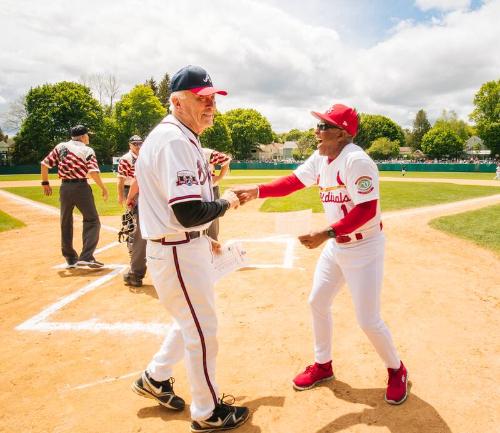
[283,141,298,159]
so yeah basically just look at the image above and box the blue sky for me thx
[0,0,498,133]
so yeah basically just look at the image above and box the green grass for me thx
[260,182,500,213]
[0,172,119,181]
[1,170,495,181]
[2,177,273,216]
[429,204,500,254]
[379,171,496,180]
[0,209,26,232]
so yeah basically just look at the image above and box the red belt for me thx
[336,222,383,244]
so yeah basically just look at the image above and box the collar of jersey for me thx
[165,114,199,142]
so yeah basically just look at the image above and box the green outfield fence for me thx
[0,162,496,174]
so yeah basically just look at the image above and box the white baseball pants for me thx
[145,237,219,421]
[309,234,401,369]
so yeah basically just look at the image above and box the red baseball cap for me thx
[311,104,359,136]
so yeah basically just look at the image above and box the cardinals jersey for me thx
[294,144,381,233]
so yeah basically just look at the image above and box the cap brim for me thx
[311,111,343,129]
[189,86,228,96]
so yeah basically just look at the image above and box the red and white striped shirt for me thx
[202,148,231,176]
[117,150,138,186]
[41,140,100,179]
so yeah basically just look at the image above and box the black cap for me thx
[128,135,143,143]
[70,125,89,137]
[169,65,227,96]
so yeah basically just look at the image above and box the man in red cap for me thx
[132,65,249,432]
[232,103,408,405]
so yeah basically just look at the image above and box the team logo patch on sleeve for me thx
[355,176,374,194]
[176,170,199,186]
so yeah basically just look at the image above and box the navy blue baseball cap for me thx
[170,65,227,96]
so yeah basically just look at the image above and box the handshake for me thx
[220,185,259,209]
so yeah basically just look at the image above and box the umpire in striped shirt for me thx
[40,125,109,269]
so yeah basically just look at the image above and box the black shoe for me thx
[124,272,143,287]
[77,259,104,269]
[132,371,185,410]
[191,395,249,432]
[66,258,78,269]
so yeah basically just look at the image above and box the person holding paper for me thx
[132,65,249,432]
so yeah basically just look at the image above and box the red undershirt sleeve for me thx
[258,173,305,198]
[332,199,378,235]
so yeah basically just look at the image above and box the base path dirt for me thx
[0,189,498,433]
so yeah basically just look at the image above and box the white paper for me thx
[274,209,312,236]
[213,241,247,281]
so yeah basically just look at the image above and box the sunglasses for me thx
[131,142,143,146]
[317,122,341,131]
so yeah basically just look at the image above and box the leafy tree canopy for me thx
[113,85,166,154]
[366,137,400,160]
[355,114,405,149]
[13,81,103,164]
[434,110,472,143]
[421,127,463,159]
[470,80,500,155]
[223,108,273,159]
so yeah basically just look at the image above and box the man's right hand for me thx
[231,185,258,205]
[221,189,240,209]
[42,185,52,196]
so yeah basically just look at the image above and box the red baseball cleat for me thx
[292,361,334,390]
[385,361,408,404]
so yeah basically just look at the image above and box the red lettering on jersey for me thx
[336,171,345,186]
[319,191,351,203]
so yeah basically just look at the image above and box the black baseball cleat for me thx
[132,371,185,410]
[77,259,104,269]
[191,394,250,432]
[123,272,143,287]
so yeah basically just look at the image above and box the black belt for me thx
[152,230,208,246]
[61,178,87,183]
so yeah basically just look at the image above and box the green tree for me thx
[421,128,463,159]
[295,129,317,159]
[92,115,118,162]
[284,128,303,142]
[0,127,4,142]
[223,108,273,159]
[200,112,232,153]
[145,77,159,96]
[410,109,431,150]
[157,72,171,110]
[470,79,500,156]
[355,114,405,149]
[114,85,166,153]
[434,110,472,143]
[13,81,104,164]
[366,137,400,160]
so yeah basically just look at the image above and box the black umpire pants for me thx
[60,181,100,263]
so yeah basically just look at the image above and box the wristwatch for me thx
[327,227,336,238]
[41,181,50,186]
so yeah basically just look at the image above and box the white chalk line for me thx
[67,370,142,391]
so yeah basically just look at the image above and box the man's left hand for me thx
[298,229,329,249]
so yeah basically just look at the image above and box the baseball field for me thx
[0,172,499,433]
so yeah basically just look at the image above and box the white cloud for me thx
[415,0,471,12]
[0,0,499,132]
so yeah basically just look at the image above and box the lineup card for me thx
[213,242,247,281]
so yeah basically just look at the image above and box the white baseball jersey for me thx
[294,143,381,233]
[41,140,99,179]
[117,150,138,186]
[136,115,214,239]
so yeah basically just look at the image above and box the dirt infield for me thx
[0,187,499,433]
